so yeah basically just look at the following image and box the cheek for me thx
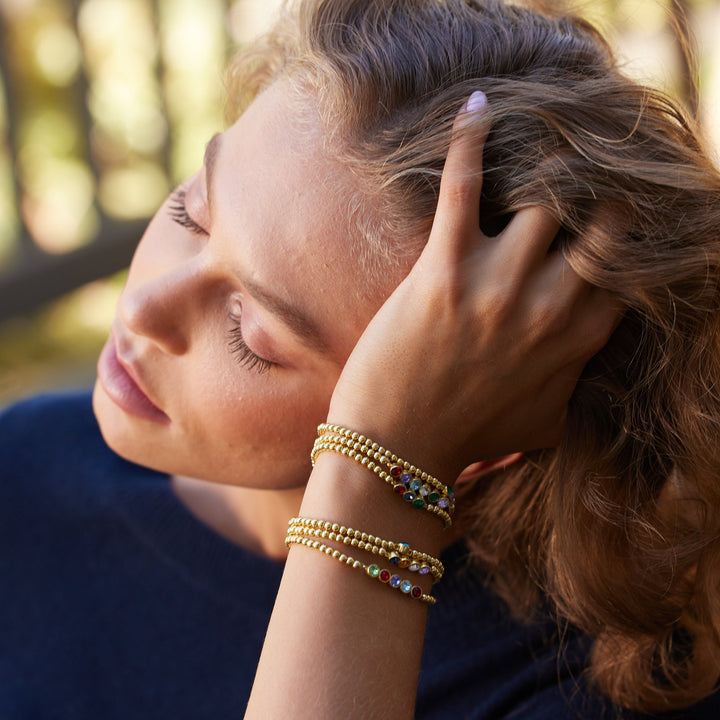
[180,350,342,487]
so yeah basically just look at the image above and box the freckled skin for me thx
[93,83,395,492]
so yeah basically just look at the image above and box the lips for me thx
[97,334,170,424]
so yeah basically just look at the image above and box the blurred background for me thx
[0,0,718,409]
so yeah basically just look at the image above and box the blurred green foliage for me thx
[0,0,719,408]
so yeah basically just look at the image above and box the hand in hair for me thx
[328,92,622,481]
[249,92,623,720]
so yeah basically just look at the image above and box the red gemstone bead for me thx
[393,483,405,494]
[390,465,402,477]
[411,586,422,599]
[379,569,391,582]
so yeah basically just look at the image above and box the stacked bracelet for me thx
[312,423,455,528]
[286,517,439,604]
[287,517,444,582]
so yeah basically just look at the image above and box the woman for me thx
[2,0,720,717]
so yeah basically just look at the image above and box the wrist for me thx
[300,450,446,559]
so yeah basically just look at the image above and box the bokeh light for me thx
[0,0,719,407]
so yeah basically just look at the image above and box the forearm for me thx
[245,449,445,720]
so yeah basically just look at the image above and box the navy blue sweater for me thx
[1,392,716,719]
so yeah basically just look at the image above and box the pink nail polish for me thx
[466,90,487,114]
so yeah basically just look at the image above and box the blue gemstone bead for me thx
[390,574,402,588]
[409,479,422,491]
[400,473,413,485]
[402,491,416,503]
[400,580,413,594]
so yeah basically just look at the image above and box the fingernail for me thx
[465,90,487,114]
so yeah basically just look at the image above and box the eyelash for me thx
[228,313,275,375]
[168,188,207,235]
[167,188,274,374]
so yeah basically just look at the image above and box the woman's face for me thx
[93,82,395,488]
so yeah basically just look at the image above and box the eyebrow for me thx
[202,133,332,356]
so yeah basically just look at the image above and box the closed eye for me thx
[168,188,208,236]
[227,312,275,374]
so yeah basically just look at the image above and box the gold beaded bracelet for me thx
[285,517,437,605]
[287,517,444,582]
[312,424,455,529]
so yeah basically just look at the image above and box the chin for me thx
[92,380,314,489]
[92,380,175,474]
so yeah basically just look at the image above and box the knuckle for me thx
[532,297,573,340]
[442,175,477,210]
[477,280,518,329]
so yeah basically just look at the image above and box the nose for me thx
[118,257,209,356]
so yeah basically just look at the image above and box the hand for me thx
[328,91,621,481]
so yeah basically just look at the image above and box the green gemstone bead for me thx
[367,564,380,578]
[428,492,441,503]
[413,498,425,509]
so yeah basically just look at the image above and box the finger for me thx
[534,250,587,304]
[496,206,562,279]
[530,271,622,367]
[428,91,490,256]
[570,285,625,359]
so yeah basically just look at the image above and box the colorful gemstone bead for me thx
[400,580,413,594]
[390,466,402,477]
[418,565,431,575]
[412,498,425,509]
[411,586,422,599]
[398,542,410,551]
[409,562,420,572]
[393,483,406,494]
[388,552,400,564]
[419,484,431,497]
[409,479,422,491]
[428,491,441,503]
[367,564,380,578]
[437,497,450,508]
[400,473,413,485]
[390,574,402,588]
[402,491,416,503]
[398,558,411,569]
[379,569,391,582]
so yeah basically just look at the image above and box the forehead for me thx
[214,82,385,361]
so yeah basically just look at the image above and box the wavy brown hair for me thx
[227,0,720,712]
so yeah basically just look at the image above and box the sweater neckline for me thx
[108,459,285,609]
